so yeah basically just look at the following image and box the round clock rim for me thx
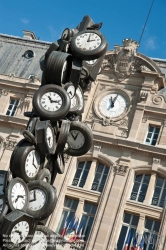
[94,88,132,122]
[70,30,107,60]
[6,177,29,212]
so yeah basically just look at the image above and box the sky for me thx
[0,0,166,59]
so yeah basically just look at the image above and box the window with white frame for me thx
[151,176,166,208]
[145,126,160,146]
[130,174,150,203]
[91,163,109,192]
[143,218,161,250]
[79,202,97,242]
[6,99,19,116]
[57,197,78,234]
[72,161,91,188]
[117,212,139,250]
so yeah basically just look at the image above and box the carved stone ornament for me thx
[5,139,17,150]
[152,95,163,105]
[142,117,148,123]
[0,89,10,96]
[8,73,15,80]
[140,90,148,101]
[114,164,129,176]
[102,116,113,126]
[120,118,128,127]
[153,158,160,164]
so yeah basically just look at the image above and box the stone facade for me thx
[0,33,166,250]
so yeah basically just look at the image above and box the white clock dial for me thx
[11,183,26,209]
[28,231,47,250]
[75,32,101,51]
[70,95,77,108]
[46,127,53,148]
[10,221,29,244]
[41,92,62,111]
[25,150,41,177]
[86,59,97,65]
[99,94,126,118]
[76,87,84,110]
[0,199,4,213]
[67,85,75,99]
[67,130,85,149]
[29,189,46,211]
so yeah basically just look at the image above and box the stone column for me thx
[144,172,156,205]
[75,198,84,219]
[137,214,145,243]
[83,160,97,190]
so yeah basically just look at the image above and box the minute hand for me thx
[113,94,118,103]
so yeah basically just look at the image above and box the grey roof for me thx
[151,58,166,77]
[158,88,166,101]
[0,34,51,79]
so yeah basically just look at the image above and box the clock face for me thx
[86,59,97,65]
[11,183,27,210]
[25,150,41,178]
[46,127,53,148]
[10,221,29,244]
[75,32,101,51]
[67,130,85,149]
[67,85,75,99]
[29,189,46,211]
[41,92,62,112]
[28,230,47,250]
[99,94,126,118]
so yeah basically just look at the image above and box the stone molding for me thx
[113,164,129,176]
[0,89,10,96]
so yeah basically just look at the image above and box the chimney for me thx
[23,30,36,40]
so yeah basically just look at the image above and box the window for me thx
[151,176,166,208]
[130,174,150,203]
[57,197,78,234]
[145,126,160,146]
[6,99,19,116]
[72,161,91,188]
[79,202,97,242]
[91,163,109,192]
[143,218,161,250]
[117,212,139,250]
[24,50,35,59]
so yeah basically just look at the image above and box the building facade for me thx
[0,32,166,250]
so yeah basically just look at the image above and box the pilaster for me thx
[84,160,97,190]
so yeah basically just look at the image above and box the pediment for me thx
[102,38,162,81]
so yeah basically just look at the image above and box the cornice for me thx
[125,200,163,219]
[66,185,101,203]
[0,115,28,129]
[93,132,166,159]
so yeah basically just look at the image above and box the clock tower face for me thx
[99,93,126,118]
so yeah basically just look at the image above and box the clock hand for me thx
[73,133,79,140]
[87,34,95,42]
[30,190,36,202]
[34,190,36,201]
[70,132,75,140]
[31,240,40,246]
[107,98,113,110]
[113,94,118,103]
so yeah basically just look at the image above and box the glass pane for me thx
[10,99,15,104]
[147,132,152,138]
[91,205,97,215]
[156,177,164,187]
[81,170,89,183]
[145,219,153,230]
[104,166,109,175]
[155,127,160,133]
[143,175,150,184]
[84,216,94,241]
[131,215,139,226]
[123,213,131,224]
[85,161,91,170]
[132,182,140,193]
[65,197,72,208]
[78,162,85,169]
[84,203,91,213]
[149,126,154,132]
[117,225,128,250]
[74,168,82,179]
[153,187,161,198]
[153,221,160,232]
[151,139,156,146]
[146,138,150,143]
[71,200,78,210]
[97,163,104,174]
[6,110,10,115]
[58,210,68,234]
[153,133,158,140]
[135,175,143,182]
[93,172,101,183]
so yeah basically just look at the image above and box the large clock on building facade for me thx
[94,88,131,121]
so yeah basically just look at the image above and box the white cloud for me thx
[21,18,29,24]
[144,37,156,50]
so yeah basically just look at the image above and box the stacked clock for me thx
[0,16,107,250]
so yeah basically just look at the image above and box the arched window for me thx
[72,161,91,188]
[151,176,166,208]
[130,174,150,202]
[91,163,109,192]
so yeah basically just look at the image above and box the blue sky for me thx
[0,0,165,59]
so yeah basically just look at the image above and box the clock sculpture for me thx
[0,15,108,250]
